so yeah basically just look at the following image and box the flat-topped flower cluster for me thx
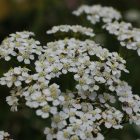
[0,4,140,140]
[73,5,140,56]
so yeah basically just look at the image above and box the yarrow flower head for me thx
[73,5,121,24]
[47,25,95,37]
[103,21,140,55]
[0,4,140,140]
[74,5,140,56]
[0,31,43,64]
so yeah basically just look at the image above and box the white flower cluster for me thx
[0,67,31,111]
[116,81,140,125]
[0,36,137,140]
[73,5,121,24]
[41,38,128,98]
[43,92,124,140]
[74,5,140,56]
[0,67,31,88]
[0,31,43,64]
[23,83,65,119]
[0,131,13,140]
[104,21,140,55]
[0,4,140,140]
[47,25,95,37]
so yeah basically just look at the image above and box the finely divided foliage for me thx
[0,5,140,140]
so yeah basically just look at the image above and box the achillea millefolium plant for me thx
[0,5,140,140]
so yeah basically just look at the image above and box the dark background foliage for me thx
[0,0,140,140]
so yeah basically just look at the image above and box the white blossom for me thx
[47,25,95,37]
[0,31,43,64]
[0,4,140,140]
[73,5,121,24]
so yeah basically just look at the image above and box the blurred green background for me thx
[0,0,140,140]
